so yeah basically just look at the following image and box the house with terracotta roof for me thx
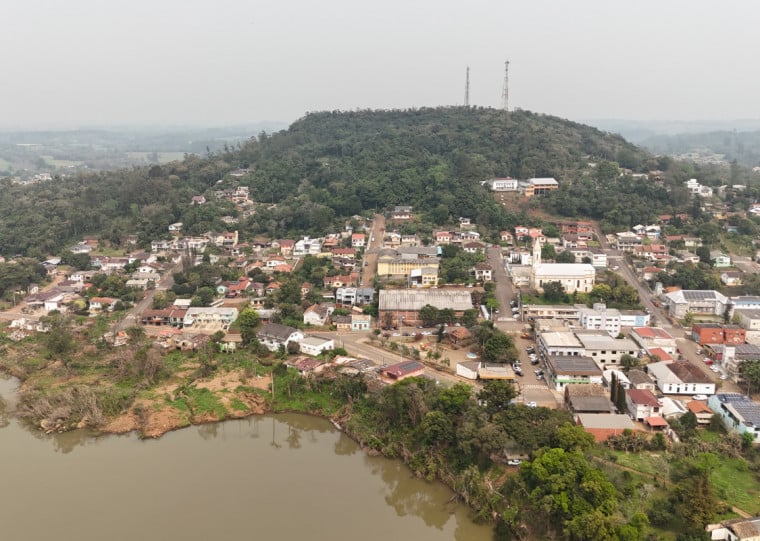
[89,297,118,312]
[625,389,662,421]
[383,360,425,382]
[629,327,678,355]
[351,233,366,248]
[686,400,713,425]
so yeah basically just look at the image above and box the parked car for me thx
[692,394,708,401]
[703,358,713,365]
[526,401,538,408]
[720,374,728,380]
[507,459,522,466]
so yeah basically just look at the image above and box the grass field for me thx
[40,155,83,168]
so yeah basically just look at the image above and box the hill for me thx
[640,129,760,167]
[0,107,652,257]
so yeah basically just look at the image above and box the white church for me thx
[531,239,595,293]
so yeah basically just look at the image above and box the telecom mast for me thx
[464,66,470,107]
[501,60,510,111]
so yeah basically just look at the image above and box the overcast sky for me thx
[2,0,759,129]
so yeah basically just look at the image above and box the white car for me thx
[720,374,728,380]
[692,394,708,401]
[507,459,522,466]
[526,401,538,408]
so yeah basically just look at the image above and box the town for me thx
[3,132,760,539]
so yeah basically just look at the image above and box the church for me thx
[531,239,595,293]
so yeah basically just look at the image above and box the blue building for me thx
[708,393,760,442]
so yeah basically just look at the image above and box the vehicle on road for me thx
[692,394,708,401]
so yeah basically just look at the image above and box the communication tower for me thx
[464,66,470,107]
[501,60,510,111]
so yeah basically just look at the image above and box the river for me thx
[0,377,492,541]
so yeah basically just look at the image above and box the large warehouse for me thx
[378,289,474,327]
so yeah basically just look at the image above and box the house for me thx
[389,206,414,221]
[191,195,206,205]
[448,327,472,345]
[646,361,716,396]
[565,384,616,414]
[686,400,713,425]
[434,231,452,244]
[303,304,335,326]
[708,393,760,443]
[298,336,334,356]
[333,315,352,331]
[711,251,732,268]
[257,323,305,352]
[89,297,118,312]
[544,355,603,391]
[383,360,425,382]
[629,327,678,355]
[168,222,183,232]
[576,304,622,337]
[721,271,743,287]
[472,263,493,282]
[499,231,514,244]
[289,356,326,375]
[625,389,662,421]
[707,516,760,540]
[733,309,760,331]
[456,361,480,380]
[183,307,239,329]
[279,239,295,256]
[351,233,366,248]
[350,313,371,331]
[487,177,518,191]
[522,177,559,197]
[662,290,730,319]
[615,231,643,251]
[219,331,243,353]
[574,331,638,369]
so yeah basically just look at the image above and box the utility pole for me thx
[501,60,510,111]
[464,66,470,107]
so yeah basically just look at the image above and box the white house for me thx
[625,389,662,421]
[298,336,334,356]
[487,177,518,191]
[257,323,305,352]
[646,361,716,396]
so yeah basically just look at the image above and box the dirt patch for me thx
[195,370,271,392]
[103,412,140,434]
[141,406,189,438]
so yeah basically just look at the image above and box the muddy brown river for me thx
[0,377,492,541]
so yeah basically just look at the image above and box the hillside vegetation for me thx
[0,107,653,257]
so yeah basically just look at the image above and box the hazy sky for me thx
[3,0,759,129]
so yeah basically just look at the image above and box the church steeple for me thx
[532,237,541,268]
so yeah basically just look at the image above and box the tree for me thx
[739,359,760,395]
[554,422,595,452]
[620,353,639,373]
[477,380,516,418]
[542,281,566,302]
[555,250,576,263]
[237,307,261,344]
[40,312,75,359]
[541,243,556,260]
[483,333,516,363]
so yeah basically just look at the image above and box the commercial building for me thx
[378,289,473,328]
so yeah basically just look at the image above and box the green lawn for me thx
[711,458,760,514]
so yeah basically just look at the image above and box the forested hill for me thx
[0,107,651,257]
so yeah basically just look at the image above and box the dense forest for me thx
[0,107,652,257]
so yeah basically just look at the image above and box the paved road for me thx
[360,213,385,287]
[114,258,183,333]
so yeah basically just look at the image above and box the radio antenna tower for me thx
[501,60,510,111]
[464,66,470,107]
